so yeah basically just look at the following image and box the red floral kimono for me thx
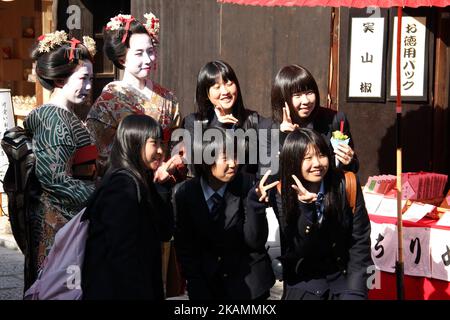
[86,80,180,176]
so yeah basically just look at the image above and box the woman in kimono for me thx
[86,13,184,182]
[24,31,97,291]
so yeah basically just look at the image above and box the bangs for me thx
[305,143,328,160]
[207,61,235,87]
[216,63,233,83]
[288,72,317,96]
[148,122,163,141]
[309,135,332,161]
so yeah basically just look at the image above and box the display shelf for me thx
[0,15,36,98]
[0,59,22,81]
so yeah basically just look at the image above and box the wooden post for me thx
[432,8,450,182]
[328,7,340,111]
[395,6,405,301]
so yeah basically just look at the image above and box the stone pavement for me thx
[0,246,24,300]
[0,213,24,300]
[0,241,283,301]
[166,280,283,300]
[0,214,21,252]
[0,215,283,301]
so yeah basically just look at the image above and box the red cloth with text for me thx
[368,214,450,300]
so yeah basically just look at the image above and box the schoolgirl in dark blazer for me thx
[258,64,359,178]
[173,128,275,300]
[181,60,261,176]
[82,115,173,300]
[248,128,372,300]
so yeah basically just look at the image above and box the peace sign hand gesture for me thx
[255,170,279,203]
[291,174,318,203]
[214,104,239,124]
[280,102,299,133]
[153,154,183,183]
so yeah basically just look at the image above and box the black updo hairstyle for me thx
[103,18,157,70]
[31,38,93,91]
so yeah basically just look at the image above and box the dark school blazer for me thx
[247,171,372,299]
[82,169,173,300]
[173,172,275,300]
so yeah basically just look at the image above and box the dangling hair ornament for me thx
[143,12,160,44]
[121,16,135,43]
[67,38,81,61]
[105,14,136,43]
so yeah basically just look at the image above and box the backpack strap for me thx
[344,171,357,215]
[82,168,142,221]
[116,169,141,203]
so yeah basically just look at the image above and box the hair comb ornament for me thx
[143,12,160,43]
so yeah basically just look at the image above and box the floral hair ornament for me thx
[37,30,68,53]
[82,36,97,58]
[105,14,136,43]
[143,12,160,43]
[37,31,96,61]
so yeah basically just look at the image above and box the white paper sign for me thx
[370,222,397,273]
[403,227,431,277]
[374,197,407,218]
[0,89,16,193]
[436,212,450,227]
[390,16,427,98]
[430,228,450,281]
[348,17,385,98]
[265,207,281,260]
[363,192,384,214]
[402,203,435,223]
[265,207,280,244]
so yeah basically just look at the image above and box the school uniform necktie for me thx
[315,192,325,223]
[210,192,223,217]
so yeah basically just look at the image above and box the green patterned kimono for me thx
[24,104,95,285]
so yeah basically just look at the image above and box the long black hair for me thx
[280,128,342,225]
[31,38,93,91]
[108,114,162,190]
[271,64,320,125]
[195,60,247,125]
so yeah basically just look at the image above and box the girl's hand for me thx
[214,104,239,124]
[280,102,299,133]
[334,143,354,166]
[291,174,318,203]
[153,155,182,183]
[255,170,279,203]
